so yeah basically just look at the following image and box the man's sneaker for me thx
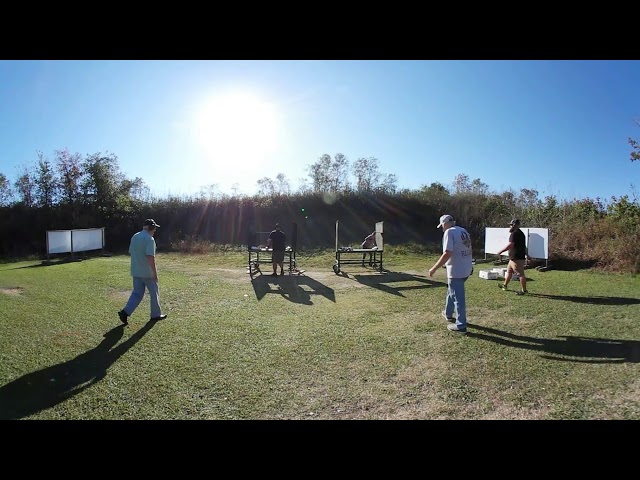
[499,284,507,291]
[280,271,285,276]
[151,314,168,321]
[441,310,455,322]
[118,310,128,325]
[271,273,278,277]
[447,323,467,334]
[515,290,528,296]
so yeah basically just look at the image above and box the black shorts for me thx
[272,250,285,263]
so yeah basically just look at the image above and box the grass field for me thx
[1,247,639,420]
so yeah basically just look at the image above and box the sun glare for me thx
[192,92,279,169]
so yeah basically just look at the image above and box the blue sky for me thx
[1,60,639,201]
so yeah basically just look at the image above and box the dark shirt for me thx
[362,234,376,249]
[508,228,526,260]
[268,229,287,251]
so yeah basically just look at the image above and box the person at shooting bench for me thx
[267,223,287,276]
[361,231,376,266]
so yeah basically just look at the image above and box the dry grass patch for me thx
[0,287,24,296]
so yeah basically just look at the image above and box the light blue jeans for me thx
[123,277,162,319]
[444,277,469,329]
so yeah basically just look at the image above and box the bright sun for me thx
[192,92,279,169]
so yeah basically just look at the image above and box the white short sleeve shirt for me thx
[442,226,473,279]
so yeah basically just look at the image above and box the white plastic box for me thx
[491,267,507,277]
[490,267,519,279]
[479,270,498,280]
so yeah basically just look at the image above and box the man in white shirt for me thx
[428,214,473,334]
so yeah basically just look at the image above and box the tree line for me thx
[0,146,638,273]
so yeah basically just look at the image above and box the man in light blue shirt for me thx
[118,219,167,324]
[428,214,474,334]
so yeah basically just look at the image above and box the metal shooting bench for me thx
[247,222,303,276]
[332,220,384,274]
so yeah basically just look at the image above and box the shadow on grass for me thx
[527,293,640,305]
[351,271,447,297]
[251,273,335,304]
[6,257,91,270]
[542,258,599,271]
[484,257,599,272]
[468,324,640,363]
[0,319,159,420]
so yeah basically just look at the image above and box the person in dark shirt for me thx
[267,223,287,276]
[361,232,376,266]
[496,218,528,295]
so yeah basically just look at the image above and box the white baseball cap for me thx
[436,214,455,228]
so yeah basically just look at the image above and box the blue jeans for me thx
[123,277,162,319]
[444,277,469,328]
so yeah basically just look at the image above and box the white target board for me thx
[46,228,105,255]
[526,228,548,260]
[47,230,72,254]
[375,221,384,249]
[484,227,548,260]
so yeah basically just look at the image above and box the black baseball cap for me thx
[144,219,161,228]
[509,218,520,226]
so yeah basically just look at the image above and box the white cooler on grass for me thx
[479,270,498,280]
[490,267,519,280]
[491,267,507,277]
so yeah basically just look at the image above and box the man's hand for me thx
[428,267,436,277]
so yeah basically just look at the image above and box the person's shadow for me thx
[0,320,158,419]
[527,293,640,305]
[351,271,446,297]
[468,324,640,363]
[251,274,335,304]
